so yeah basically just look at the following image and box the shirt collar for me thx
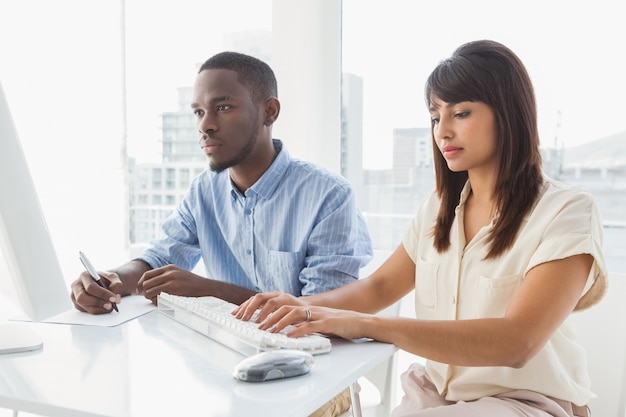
[229,139,290,200]
[459,180,472,206]
[458,175,550,223]
[457,180,500,223]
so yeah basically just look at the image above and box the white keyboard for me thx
[157,293,332,356]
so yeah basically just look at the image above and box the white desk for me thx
[0,311,397,417]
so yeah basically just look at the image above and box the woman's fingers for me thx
[233,292,303,322]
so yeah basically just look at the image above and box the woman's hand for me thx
[233,291,305,322]
[233,292,374,340]
[259,304,373,340]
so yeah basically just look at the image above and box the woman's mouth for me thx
[441,145,462,158]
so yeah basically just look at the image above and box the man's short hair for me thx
[199,51,278,104]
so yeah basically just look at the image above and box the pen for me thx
[78,251,119,312]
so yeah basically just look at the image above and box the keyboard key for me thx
[157,293,331,356]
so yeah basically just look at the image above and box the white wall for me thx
[271,0,342,173]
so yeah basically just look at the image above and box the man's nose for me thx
[198,114,217,135]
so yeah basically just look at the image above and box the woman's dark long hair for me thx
[426,40,543,259]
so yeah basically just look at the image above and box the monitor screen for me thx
[0,81,71,325]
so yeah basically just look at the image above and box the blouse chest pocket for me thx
[414,260,439,313]
[475,273,522,318]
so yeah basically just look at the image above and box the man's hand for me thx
[70,271,123,314]
[137,264,208,304]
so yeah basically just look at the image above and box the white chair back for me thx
[569,272,626,417]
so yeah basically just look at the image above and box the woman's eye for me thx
[430,117,440,125]
[455,111,470,118]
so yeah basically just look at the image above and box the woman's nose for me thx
[434,118,452,141]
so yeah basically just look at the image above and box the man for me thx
[71,51,367,416]
[70,51,372,314]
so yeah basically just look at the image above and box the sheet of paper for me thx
[41,295,157,327]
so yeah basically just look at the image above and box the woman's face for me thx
[429,97,498,175]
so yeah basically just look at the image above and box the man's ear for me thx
[263,97,280,126]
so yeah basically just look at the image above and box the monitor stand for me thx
[0,321,43,354]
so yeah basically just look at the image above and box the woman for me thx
[235,40,607,417]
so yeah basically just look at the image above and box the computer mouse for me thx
[232,349,314,382]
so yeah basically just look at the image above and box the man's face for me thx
[191,69,262,172]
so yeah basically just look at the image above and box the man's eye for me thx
[217,104,231,111]
[193,109,203,117]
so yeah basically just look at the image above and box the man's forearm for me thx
[111,259,153,296]
[206,278,258,305]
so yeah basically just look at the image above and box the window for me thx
[0,0,272,278]
[342,0,626,273]
[1,0,623,279]
[179,168,190,188]
[0,1,128,274]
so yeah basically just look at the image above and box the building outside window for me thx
[1,0,623,277]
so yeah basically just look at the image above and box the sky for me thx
[0,0,625,291]
[133,0,626,169]
[2,0,625,171]
[342,0,626,168]
[1,0,625,169]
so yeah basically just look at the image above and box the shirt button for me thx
[246,249,252,255]
[451,296,456,304]
[245,209,252,215]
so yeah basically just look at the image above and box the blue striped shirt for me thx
[138,140,373,296]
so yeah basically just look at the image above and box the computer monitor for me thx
[0,81,72,354]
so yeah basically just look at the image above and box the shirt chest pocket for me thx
[475,274,522,318]
[265,250,302,293]
[414,260,439,316]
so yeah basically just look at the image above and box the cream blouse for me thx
[402,175,607,406]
